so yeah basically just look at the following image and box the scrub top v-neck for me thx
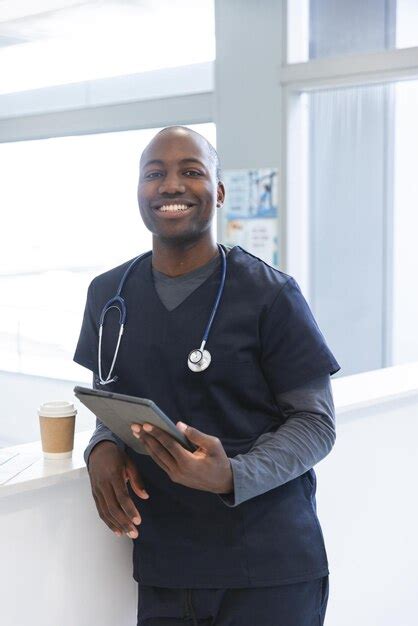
[152,251,221,312]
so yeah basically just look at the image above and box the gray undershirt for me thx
[152,252,221,311]
[85,253,336,507]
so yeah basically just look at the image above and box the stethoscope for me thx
[97,245,227,385]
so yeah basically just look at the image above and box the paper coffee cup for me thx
[38,401,77,459]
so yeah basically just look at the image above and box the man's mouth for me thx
[158,204,191,212]
[154,203,194,213]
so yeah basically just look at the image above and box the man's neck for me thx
[151,236,218,277]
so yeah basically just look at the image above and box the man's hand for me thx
[130,422,234,495]
[88,441,149,539]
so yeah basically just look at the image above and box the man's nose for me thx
[158,174,186,195]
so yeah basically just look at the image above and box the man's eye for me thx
[144,171,163,179]
[184,170,202,177]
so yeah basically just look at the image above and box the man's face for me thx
[138,130,224,245]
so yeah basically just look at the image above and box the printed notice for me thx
[221,169,280,266]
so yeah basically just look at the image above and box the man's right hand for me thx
[87,441,149,539]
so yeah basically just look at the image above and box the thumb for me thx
[177,422,213,448]
[125,459,149,500]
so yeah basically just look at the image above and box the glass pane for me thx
[0,1,215,94]
[305,81,418,375]
[287,0,418,63]
[0,123,216,381]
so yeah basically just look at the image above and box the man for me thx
[74,126,340,625]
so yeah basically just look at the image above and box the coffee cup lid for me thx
[38,401,77,418]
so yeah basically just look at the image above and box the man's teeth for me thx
[158,204,190,212]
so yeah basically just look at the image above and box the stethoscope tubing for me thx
[97,251,151,385]
[97,245,226,385]
[202,245,226,344]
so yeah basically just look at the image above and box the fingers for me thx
[125,459,150,500]
[133,425,174,472]
[93,489,138,538]
[176,422,220,455]
[114,473,143,523]
[132,424,186,477]
[176,423,217,451]
[131,423,187,461]
[88,444,149,539]
[91,475,142,539]
[140,434,174,475]
[93,491,122,536]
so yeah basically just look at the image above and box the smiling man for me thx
[74,126,340,626]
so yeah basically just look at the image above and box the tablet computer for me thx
[74,386,196,456]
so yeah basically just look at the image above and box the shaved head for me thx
[141,126,222,182]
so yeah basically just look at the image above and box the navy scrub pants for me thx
[137,576,329,626]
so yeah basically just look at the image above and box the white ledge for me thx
[331,361,418,414]
[0,61,214,119]
[0,430,91,498]
[1,362,417,499]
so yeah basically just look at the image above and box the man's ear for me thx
[216,181,225,208]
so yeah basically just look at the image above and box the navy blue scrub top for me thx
[74,246,340,588]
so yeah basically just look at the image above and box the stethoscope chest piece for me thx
[188,348,212,372]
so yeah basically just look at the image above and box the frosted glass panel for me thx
[309,85,389,376]
[307,81,418,375]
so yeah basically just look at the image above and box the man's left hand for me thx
[130,422,234,495]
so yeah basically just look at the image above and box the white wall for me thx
[0,474,137,626]
[317,392,418,625]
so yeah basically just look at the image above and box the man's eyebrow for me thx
[178,158,207,167]
[142,159,164,168]
[142,158,207,168]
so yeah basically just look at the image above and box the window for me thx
[284,0,418,375]
[0,123,216,381]
[287,0,418,63]
[286,80,418,376]
[0,1,215,94]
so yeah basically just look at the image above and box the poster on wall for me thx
[220,168,280,267]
